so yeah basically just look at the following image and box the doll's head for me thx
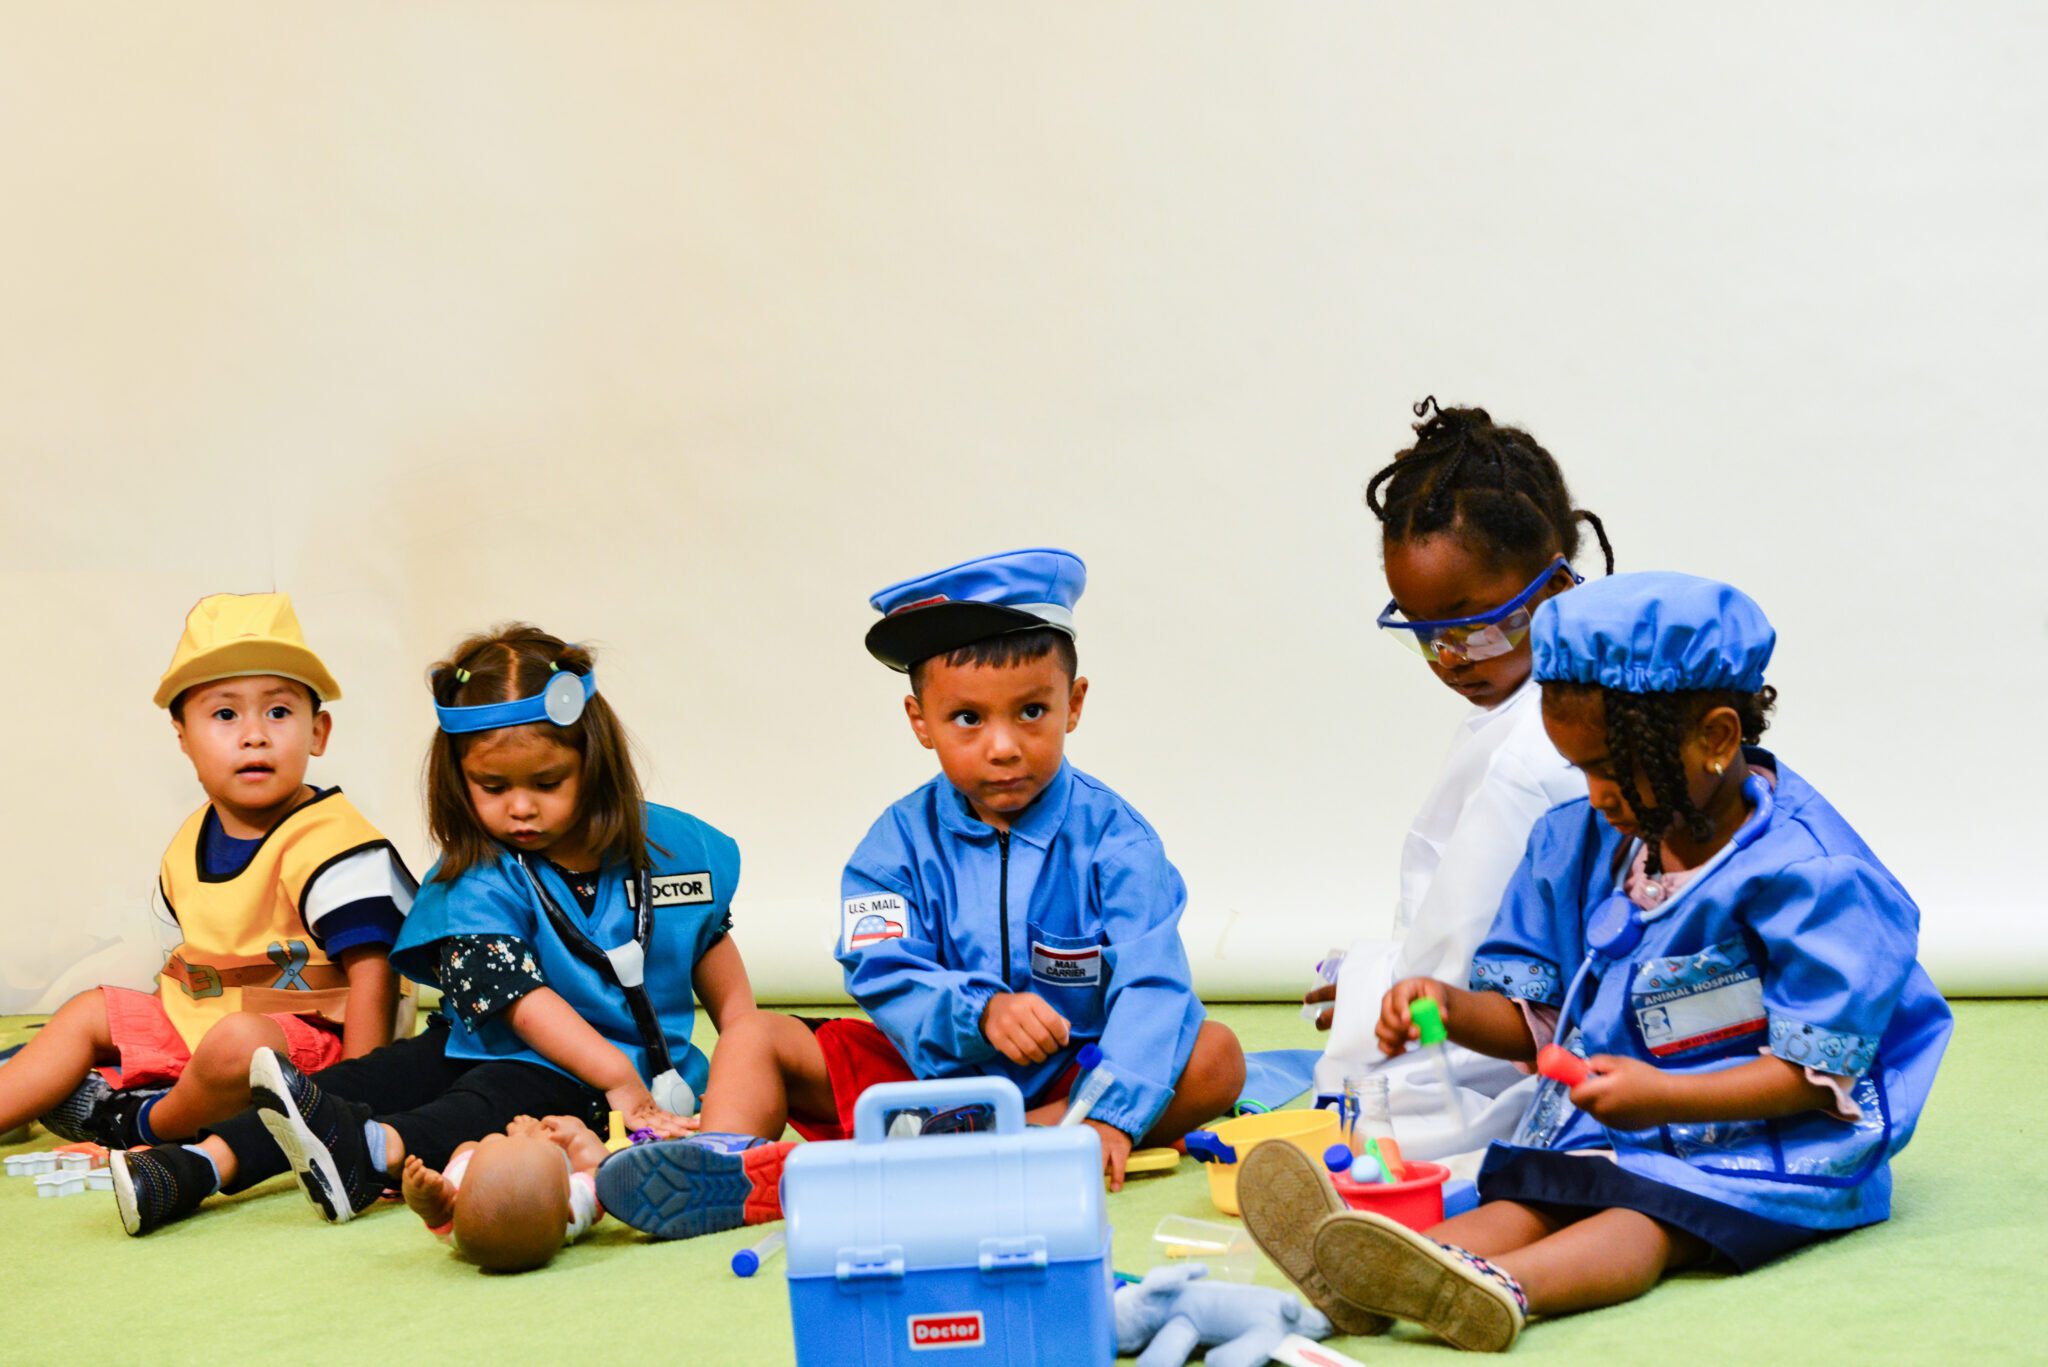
[450,1133,574,1273]
[1368,398,1614,709]
[425,624,648,881]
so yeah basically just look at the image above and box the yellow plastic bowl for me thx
[1192,1108,1341,1216]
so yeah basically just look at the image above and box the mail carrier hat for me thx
[1531,570,1775,695]
[864,547,1087,673]
[155,591,343,709]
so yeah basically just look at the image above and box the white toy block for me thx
[58,1152,94,1172]
[86,1169,114,1191]
[35,1171,87,1197]
[6,1153,58,1177]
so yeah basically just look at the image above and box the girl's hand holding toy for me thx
[1562,1055,1678,1131]
[608,1085,696,1140]
[1374,978,1452,1056]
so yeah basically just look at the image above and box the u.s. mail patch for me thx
[842,892,908,951]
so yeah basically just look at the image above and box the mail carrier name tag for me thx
[1633,966,1766,1057]
[1030,941,1102,988]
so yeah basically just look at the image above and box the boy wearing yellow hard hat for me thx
[0,592,416,1163]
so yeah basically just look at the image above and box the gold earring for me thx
[1710,761,1726,776]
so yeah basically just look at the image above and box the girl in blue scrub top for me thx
[1269,573,1951,1352]
[393,625,756,1139]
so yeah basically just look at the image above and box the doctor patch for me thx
[648,872,715,906]
[842,892,907,951]
[1030,941,1102,988]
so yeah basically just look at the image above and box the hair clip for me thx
[455,668,471,683]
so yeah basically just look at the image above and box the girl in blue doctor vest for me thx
[1310,399,1616,1161]
[243,625,749,1225]
[1248,573,1951,1352]
[392,625,752,1138]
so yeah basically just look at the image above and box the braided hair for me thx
[1563,685,1778,876]
[1365,397,1614,577]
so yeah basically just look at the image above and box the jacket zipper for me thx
[998,829,1012,987]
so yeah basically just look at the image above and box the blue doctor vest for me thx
[839,762,1204,1139]
[393,803,739,1095]
[1470,753,1952,1230]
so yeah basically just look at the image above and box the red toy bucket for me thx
[1331,1160,1450,1230]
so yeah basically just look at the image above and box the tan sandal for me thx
[1312,1210,1528,1352]
[1235,1139,1391,1338]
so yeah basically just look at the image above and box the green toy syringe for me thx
[1406,997,1472,1133]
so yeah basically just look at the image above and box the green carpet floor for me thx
[2,1002,2038,1365]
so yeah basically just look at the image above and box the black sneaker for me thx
[39,1072,114,1142]
[110,1145,217,1237]
[248,1048,384,1223]
[40,1075,167,1148]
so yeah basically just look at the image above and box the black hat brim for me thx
[864,603,1057,673]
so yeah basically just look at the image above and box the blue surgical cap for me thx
[1531,571,1775,694]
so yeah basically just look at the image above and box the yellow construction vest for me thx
[155,789,404,1047]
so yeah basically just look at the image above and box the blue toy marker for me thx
[1059,1045,1112,1127]
[732,1229,785,1277]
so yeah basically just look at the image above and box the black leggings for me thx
[205,1018,604,1194]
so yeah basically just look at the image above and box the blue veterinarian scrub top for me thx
[393,804,739,1094]
[1471,753,1952,1230]
[838,762,1204,1139]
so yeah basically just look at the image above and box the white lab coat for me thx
[1315,678,1585,1167]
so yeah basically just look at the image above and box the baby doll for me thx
[401,1114,608,1272]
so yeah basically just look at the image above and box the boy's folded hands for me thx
[980,992,1071,1065]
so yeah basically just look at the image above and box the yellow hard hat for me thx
[154,592,343,709]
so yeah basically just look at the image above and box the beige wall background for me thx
[3,3,2043,1012]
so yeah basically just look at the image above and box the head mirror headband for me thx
[433,664,596,735]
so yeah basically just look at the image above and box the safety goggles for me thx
[1376,556,1580,663]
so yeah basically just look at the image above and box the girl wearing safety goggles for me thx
[1305,399,1615,1164]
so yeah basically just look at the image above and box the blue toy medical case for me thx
[782,1076,1113,1366]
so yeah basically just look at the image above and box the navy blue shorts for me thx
[1476,1146,1829,1272]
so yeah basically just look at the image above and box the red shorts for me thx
[98,985,345,1090]
[790,1018,1079,1143]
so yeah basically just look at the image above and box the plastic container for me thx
[1326,1149,1451,1231]
[1184,1108,1340,1216]
[1342,1073,1405,1180]
[1153,1214,1255,1283]
[781,1076,1111,1366]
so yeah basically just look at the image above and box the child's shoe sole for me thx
[109,1150,145,1236]
[1312,1211,1525,1353]
[249,1049,352,1224]
[597,1138,792,1240]
[1236,1139,1392,1338]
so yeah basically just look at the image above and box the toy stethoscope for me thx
[515,857,697,1117]
[1551,772,1775,1048]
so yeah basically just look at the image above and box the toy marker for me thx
[1059,1044,1112,1127]
[731,1229,785,1277]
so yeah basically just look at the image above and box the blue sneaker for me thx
[597,1132,793,1240]
[920,1103,996,1135]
